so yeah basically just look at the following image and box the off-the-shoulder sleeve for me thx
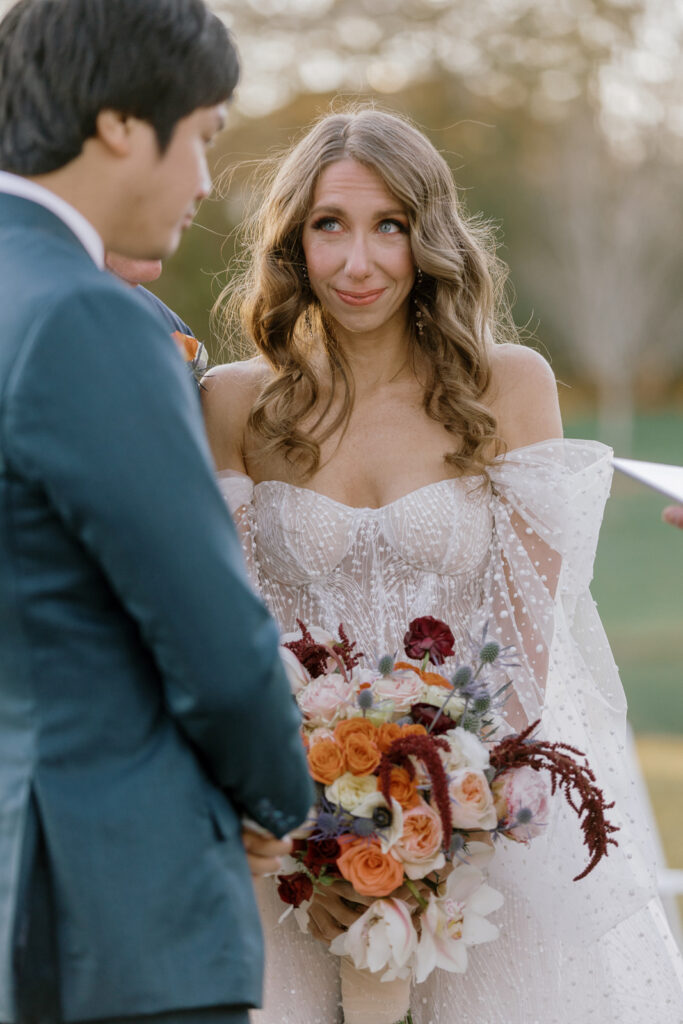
[216,470,258,588]
[480,439,657,943]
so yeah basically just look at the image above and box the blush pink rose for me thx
[448,769,497,830]
[297,674,354,724]
[393,799,445,879]
[492,766,550,842]
[372,672,425,713]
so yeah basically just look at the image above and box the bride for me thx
[202,108,683,1023]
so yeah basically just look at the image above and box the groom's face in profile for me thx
[119,102,227,261]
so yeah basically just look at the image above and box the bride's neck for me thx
[332,325,414,393]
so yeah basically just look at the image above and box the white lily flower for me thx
[413,861,503,983]
[330,897,418,981]
[279,645,311,695]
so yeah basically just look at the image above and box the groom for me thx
[0,3,312,1024]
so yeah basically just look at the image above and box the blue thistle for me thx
[377,654,395,676]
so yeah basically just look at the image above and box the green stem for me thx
[396,1012,414,1024]
[404,878,429,911]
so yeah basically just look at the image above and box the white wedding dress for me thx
[218,439,683,1024]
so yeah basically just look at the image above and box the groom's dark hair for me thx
[0,0,239,175]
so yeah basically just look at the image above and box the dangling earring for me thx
[414,267,425,336]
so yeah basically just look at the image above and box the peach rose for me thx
[449,769,498,830]
[372,672,425,713]
[337,837,405,897]
[492,766,550,842]
[307,739,346,785]
[387,766,421,810]
[393,799,445,879]
[297,674,353,724]
[343,732,382,776]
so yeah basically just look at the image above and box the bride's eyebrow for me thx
[308,204,408,219]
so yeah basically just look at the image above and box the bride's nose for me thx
[344,233,372,279]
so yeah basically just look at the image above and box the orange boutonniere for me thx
[172,330,208,381]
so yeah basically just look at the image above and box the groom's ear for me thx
[94,110,140,157]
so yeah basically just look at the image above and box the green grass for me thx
[565,411,683,734]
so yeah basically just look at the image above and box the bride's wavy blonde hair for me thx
[218,106,516,477]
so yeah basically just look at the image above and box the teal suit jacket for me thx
[0,193,312,1022]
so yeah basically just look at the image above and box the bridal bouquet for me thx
[276,616,618,988]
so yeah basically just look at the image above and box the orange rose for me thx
[387,766,420,810]
[337,837,405,897]
[334,718,378,744]
[307,739,346,785]
[401,723,427,738]
[377,721,402,753]
[343,733,382,776]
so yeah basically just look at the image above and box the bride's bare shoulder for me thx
[486,343,563,450]
[201,356,273,472]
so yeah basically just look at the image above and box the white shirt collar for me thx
[0,170,105,269]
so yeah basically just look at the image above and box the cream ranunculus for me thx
[329,897,418,981]
[440,727,490,773]
[325,772,379,814]
[413,861,503,983]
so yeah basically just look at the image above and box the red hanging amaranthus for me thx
[379,734,453,846]
[490,720,620,880]
[284,620,364,680]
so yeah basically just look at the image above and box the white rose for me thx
[325,772,379,814]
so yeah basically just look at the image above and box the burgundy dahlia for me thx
[404,616,455,666]
[304,838,341,876]
[277,871,314,907]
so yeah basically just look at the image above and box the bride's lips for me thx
[334,287,386,306]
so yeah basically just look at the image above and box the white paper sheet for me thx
[612,457,683,503]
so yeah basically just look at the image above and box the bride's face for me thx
[301,159,415,340]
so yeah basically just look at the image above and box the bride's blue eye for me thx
[377,219,406,234]
[312,217,341,232]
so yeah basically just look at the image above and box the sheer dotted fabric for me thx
[218,439,683,1023]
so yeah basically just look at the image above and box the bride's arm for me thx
[484,345,564,730]
[201,357,266,475]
